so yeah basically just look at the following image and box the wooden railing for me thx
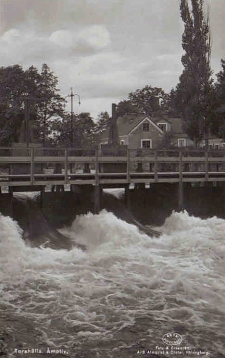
[1,147,225,187]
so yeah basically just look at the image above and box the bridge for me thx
[1,147,225,186]
[1,146,225,212]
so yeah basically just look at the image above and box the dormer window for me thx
[158,123,167,132]
[143,122,150,131]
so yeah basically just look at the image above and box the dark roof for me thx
[116,114,149,135]
[100,114,147,139]
[100,114,186,140]
[153,116,186,134]
[153,117,171,124]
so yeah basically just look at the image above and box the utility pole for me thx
[24,97,30,147]
[67,88,81,147]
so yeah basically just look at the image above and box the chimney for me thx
[112,103,117,122]
[108,103,119,145]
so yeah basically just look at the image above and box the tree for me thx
[95,111,110,132]
[167,88,181,117]
[115,100,139,117]
[174,0,213,145]
[0,65,29,145]
[211,59,225,139]
[128,86,167,117]
[91,111,110,145]
[57,112,95,148]
[74,112,95,147]
[37,64,65,145]
[0,64,65,146]
[215,59,225,102]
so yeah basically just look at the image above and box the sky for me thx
[0,0,224,119]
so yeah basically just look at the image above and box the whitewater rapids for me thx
[0,210,225,357]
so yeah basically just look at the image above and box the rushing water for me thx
[0,209,225,358]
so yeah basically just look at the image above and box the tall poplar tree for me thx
[215,59,225,104]
[174,0,213,145]
[211,59,225,139]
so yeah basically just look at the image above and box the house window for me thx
[178,139,186,147]
[158,123,167,132]
[141,139,152,149]
[100,142,108,147]
[143,122,150,131]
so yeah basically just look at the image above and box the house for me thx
[199,136,225,149]
[201,104,225,149]
[99,113,193,150]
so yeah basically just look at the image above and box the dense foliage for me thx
[128,86,168,116]
[0,64,66,146]
[0,64,108,148]
[172,0,213,144]
[210,59,225,140]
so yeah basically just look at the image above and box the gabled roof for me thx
[99,114,187,141]
[116,114,148,135]
[110,113,165,136]
[151,116,186,134]
[129,116,164,134]
[100,114,147,139]
[154,117,171,124]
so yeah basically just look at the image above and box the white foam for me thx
[0,210,225,354]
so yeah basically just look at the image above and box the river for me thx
[0,207,225,357]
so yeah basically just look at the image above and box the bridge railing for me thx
[32,147,97,184]
[1,147,225,186]
[0,147,32,156]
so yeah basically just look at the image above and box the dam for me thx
[1,145,225,357]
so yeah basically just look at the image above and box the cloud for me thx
[51,49,183,117]
[0,0,224,119]
[1,28,20,42]
[0,28,54,64]
[49,25,110,52]
[0,24,111,66]
[0,25,184,118]
[49,30,74,49]
[78,25,110,50]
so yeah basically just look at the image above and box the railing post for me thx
[95,147,99,185]
[8,186,14,216]
[178,149,183,211]
[179,149,183,178]
[205,149,209,182]
[65,148,68,184]
[127,148,130,184]
[94,147,100,214]
[30,147,34,185]
[154,150,158,182]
